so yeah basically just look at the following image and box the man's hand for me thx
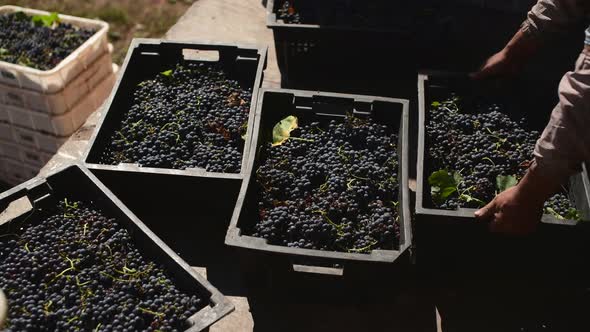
[475,186,543,235]
[475,166,562,235]
[470,49,519,80]
[470,28,541,80]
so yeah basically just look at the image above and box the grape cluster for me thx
[544,193,581,221]
[426,97,580,219]
[0,12,95,70]
[248,115,401,253]
[0,200,206,331]
[98,62,252,173]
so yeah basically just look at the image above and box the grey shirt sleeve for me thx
[520,1,590,179]
[532,50,590,178]
[521,0,587,36]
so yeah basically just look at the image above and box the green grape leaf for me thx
[496,175,518,193]
[428,170,461,204]
[431,101,441,107]
[272,115,298,147]
[32,12,60,27]
[564,208,582,221]
[459,194,486,207]
[160,69,173,77]
[239,122,248,140]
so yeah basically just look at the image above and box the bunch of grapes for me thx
[0,200,206,331]
[98,62,252,173]
[426,97,581,220]
[249,115,401,253]
[0,12,95,70]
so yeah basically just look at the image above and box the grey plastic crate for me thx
[226,88,411,278]
[0,164,234,331]
[416,73,590,225]
[415,72,590,281]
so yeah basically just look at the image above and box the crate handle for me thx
[0,196,33,226]
[0,288,7,330]
[183,49,220,62]
[292,264,344,276]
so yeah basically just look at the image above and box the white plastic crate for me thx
[0,157,40,186]
[0,123,12,141]
[0,141,51,168]
[9,126,68,153]
[0,6,109,93]
[3,73,116,137]
[0,47,114,116]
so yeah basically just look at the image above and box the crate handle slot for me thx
[0,196,33,226]
[183,49,220,62]
[292,264,344,276]
[0,70,15,80]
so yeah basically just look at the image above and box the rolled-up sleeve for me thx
[532,50,590,178]
[521,0,587,37]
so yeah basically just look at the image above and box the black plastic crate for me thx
[0,164,233,331]
[85,38,267,178]
[82,39,267,239]
[415,72,590,279]
[267,0,524,94]
[225,88,411,279]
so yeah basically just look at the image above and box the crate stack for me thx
[0,6,117,186]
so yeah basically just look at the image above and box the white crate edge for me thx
[0,47,114,116]
[0,6,109,93]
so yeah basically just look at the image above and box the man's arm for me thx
[472,0,587,79]
[475,50,590,233]
[533,49,590,179]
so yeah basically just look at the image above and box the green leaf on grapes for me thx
[32,12,60,27]
[564,208,582,221]
[428,170,461,204]
[496,175,518,193]
[431,101,441,107]
[546,207,582,221]
[272,115,298,147]
[160,69,173,77]
[459,193,486,207]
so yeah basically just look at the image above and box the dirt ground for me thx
[0,0,196,64]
